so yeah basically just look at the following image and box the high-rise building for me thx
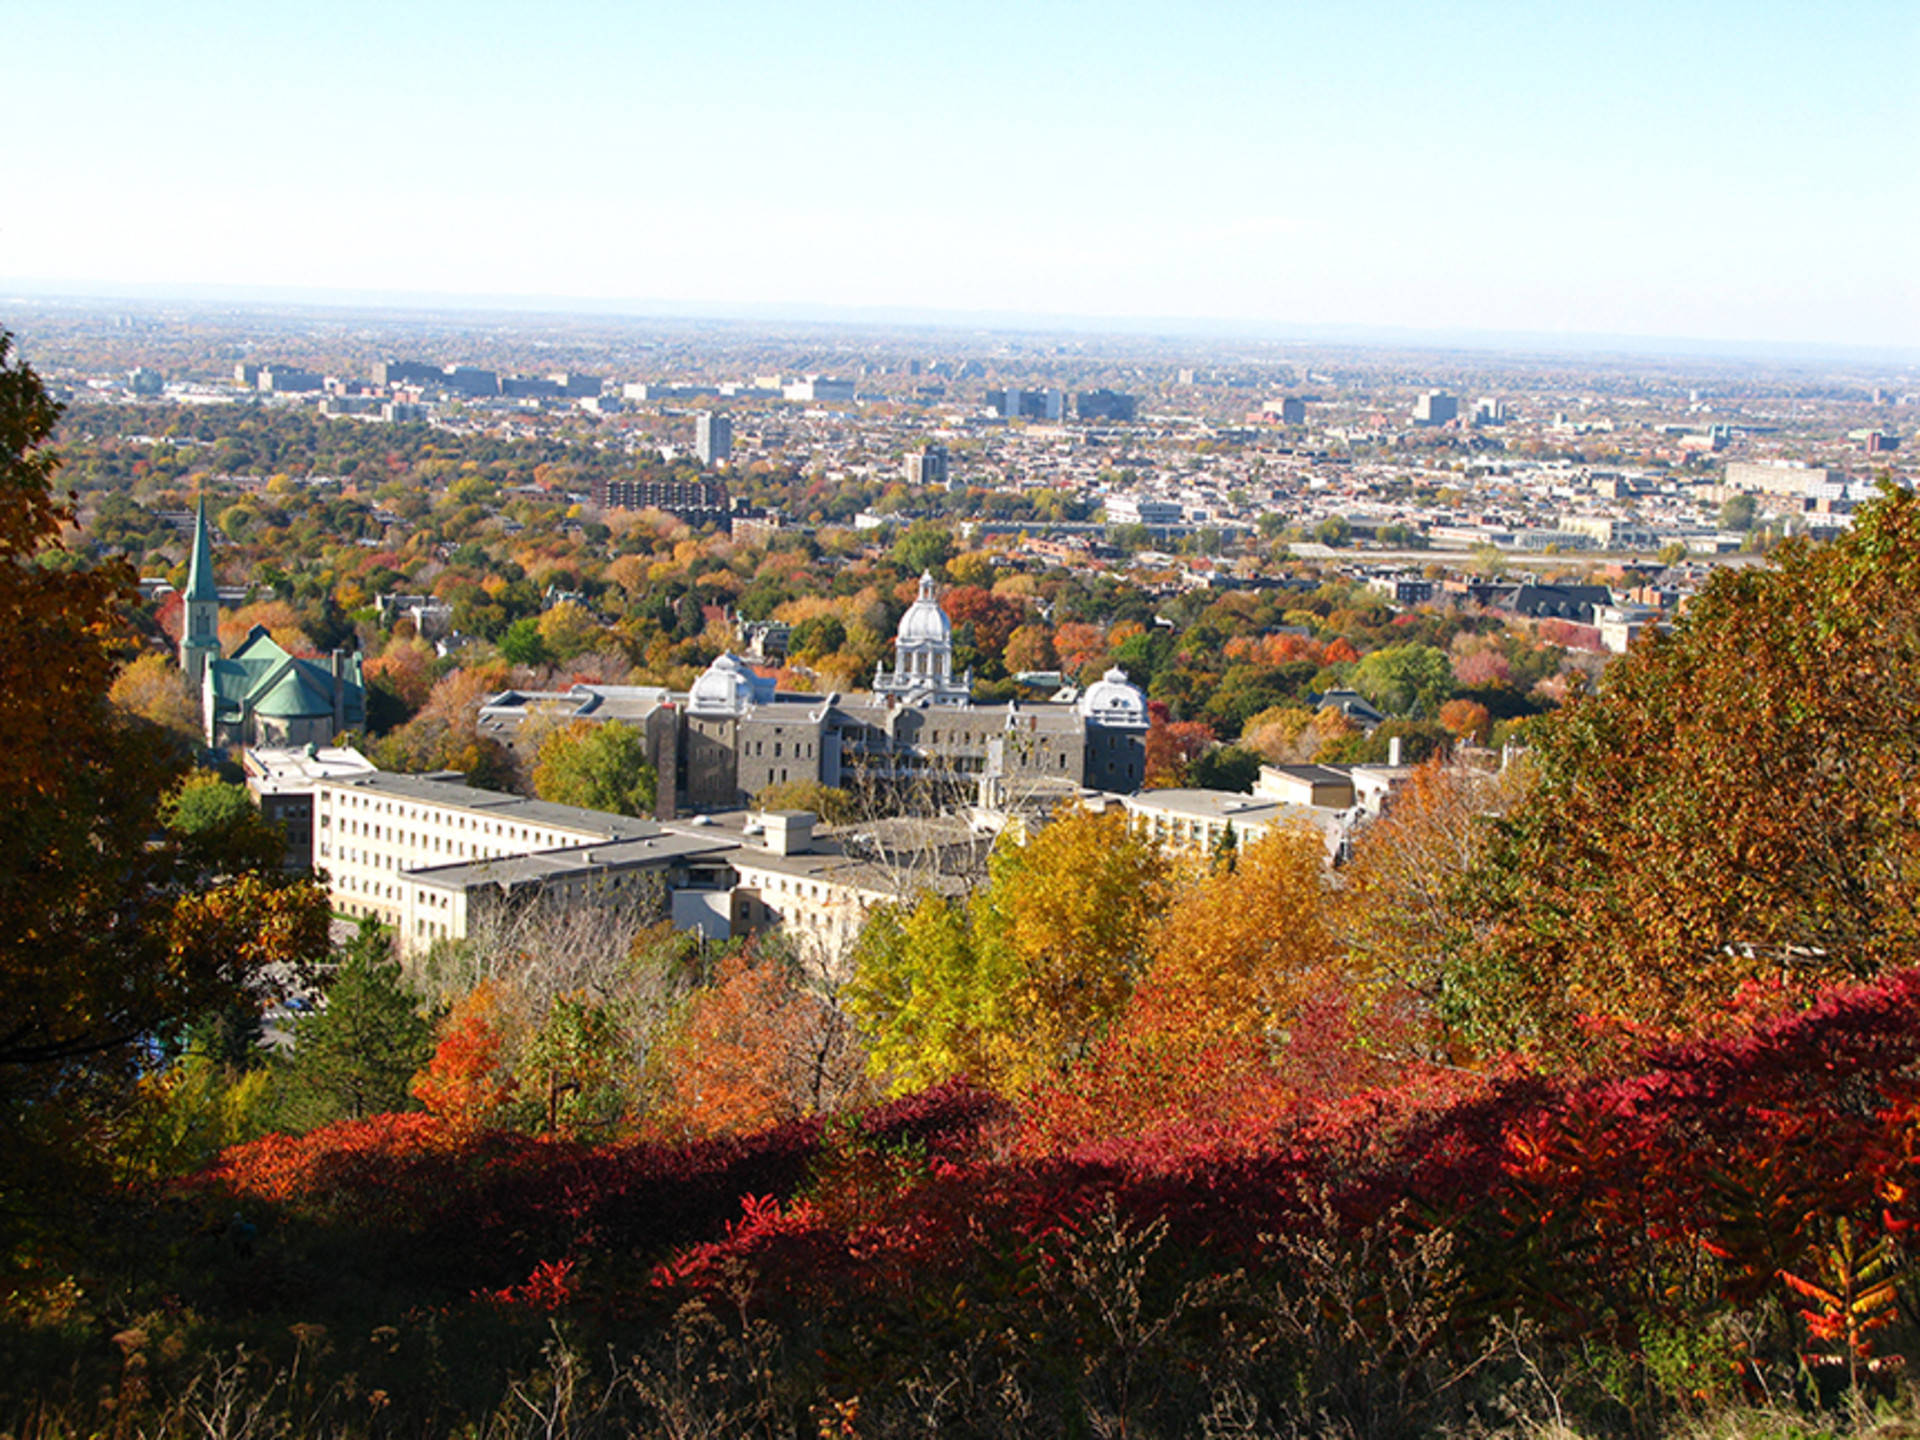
[1075,389,1139,422]
[696,412,734,465]
[904,442,949,486]
[1413,390,1459,425]
[989,387,1066,421]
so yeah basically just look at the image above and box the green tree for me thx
[890,520,954,575]
[1313,515,1353,547]
[1190,744,1261,793]
[276,920,436,1129]
[533,719,658,816]
[1720,492,1758,532]
[498,615,551,667]
[162,770,286,875]
[518,993,628,1137]
[1353,643,1454,717]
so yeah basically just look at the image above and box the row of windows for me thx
[746,738,816,760]
[323,789,573,851]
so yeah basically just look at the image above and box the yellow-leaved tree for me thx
[1133,826,1340,1059]
[847,807,1170,1095]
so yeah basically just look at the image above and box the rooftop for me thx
[315,770,660,841]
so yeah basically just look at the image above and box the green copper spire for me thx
[185,493,218,603]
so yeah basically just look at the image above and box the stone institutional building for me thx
[480,573,1151,815]
[179,496,366,746]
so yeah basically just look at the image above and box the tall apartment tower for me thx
[695,411,733,465]
[904,442,950,486]
[179,494,222,690]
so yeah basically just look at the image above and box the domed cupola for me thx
[873,572,972,707]
[688,652,757,717]
[896,571,952,646]
[1079,666,1147,729]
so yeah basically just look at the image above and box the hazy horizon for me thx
[8,278,1917,370]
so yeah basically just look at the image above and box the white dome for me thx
[688,652,756,716]
[896,572,951,647]
[1079,666,1147,727]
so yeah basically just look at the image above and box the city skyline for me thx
[6,0,1915,352]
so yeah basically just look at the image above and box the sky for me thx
[4,0,1916,350]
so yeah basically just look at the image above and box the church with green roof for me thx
[179,496,366,747]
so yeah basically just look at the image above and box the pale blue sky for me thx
[4,0,1915,347]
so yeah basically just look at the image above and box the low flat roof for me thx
[314,771,659,841]
[405,832,739,892]
[1125,788,1343,834]
[245,746,378,791]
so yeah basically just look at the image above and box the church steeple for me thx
[179,493,221,689]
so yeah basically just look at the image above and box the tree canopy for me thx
[532,718,658,817]
[1447,485,1920,1058]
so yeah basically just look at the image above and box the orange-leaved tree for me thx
[1132,826,1340,1060]
[411,979,517,1133]
[653,949,866,1138]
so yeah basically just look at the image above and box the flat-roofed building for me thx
[1121,789,1351,865]
[1254,764,1357,810]
[1724,461,1843,497]
[311,771,735,954]
[244,745,379,871]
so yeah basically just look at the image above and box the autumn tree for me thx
[1132,827,1339,1058]
[1449,486,1920,1059]
[409,979,516,1133]
[1437,698,1492,746]
[652,948,867,1138]
[1052,621,1109,680]
[1143,704,1215,788]
[533,718,657,816]
[845,893,993,1096]
[0,331,330,1114]
[942,585,1025,676]
[1336,759,1529,1061]
[108,651,201,750]
[1003,622,1058,675]
[848,808,1171,1094]
[371,659,518,788]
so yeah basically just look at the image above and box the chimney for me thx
[1388,735,1403,767]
